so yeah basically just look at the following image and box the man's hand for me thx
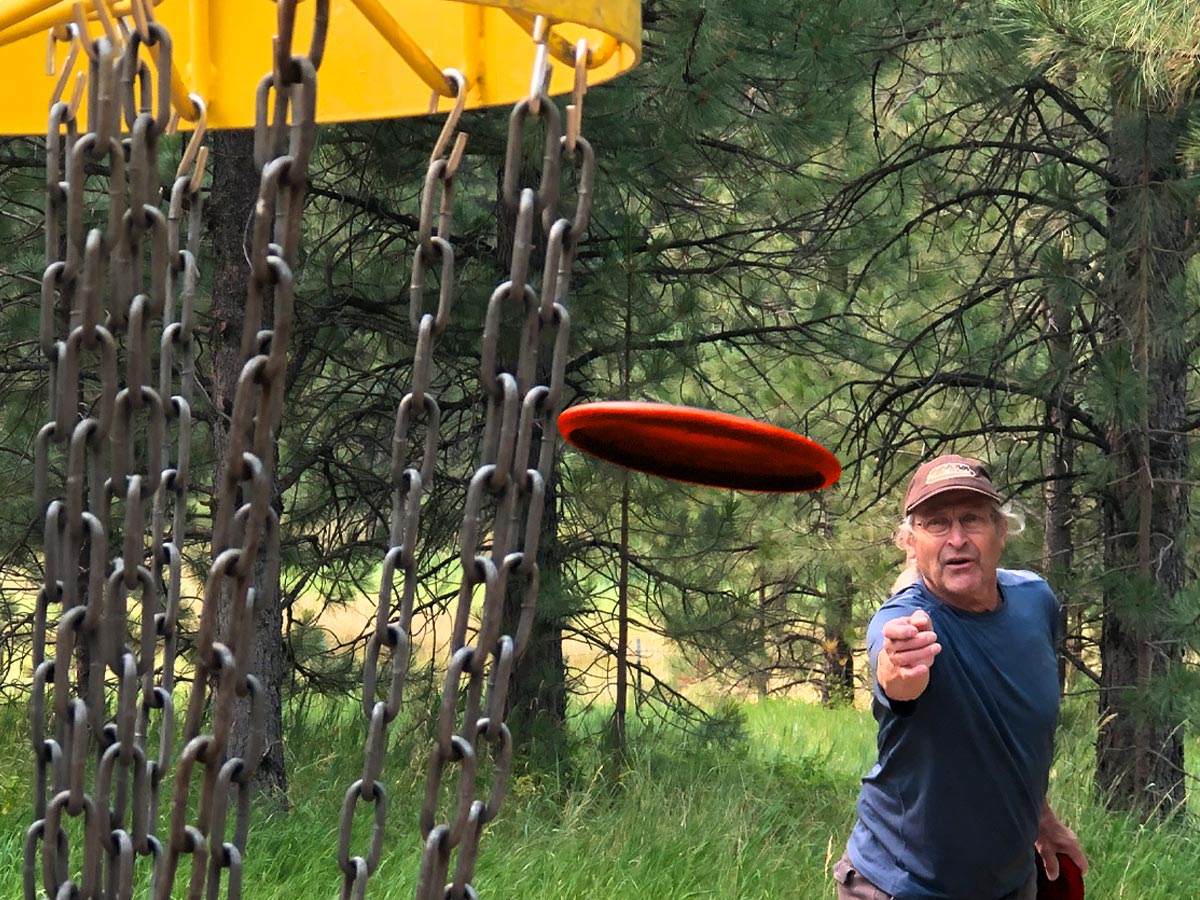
[875,609,941,701]
[1036,803,1087,880]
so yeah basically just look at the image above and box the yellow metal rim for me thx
[0,0,641,134]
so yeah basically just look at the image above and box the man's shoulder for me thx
[866,586,932,649]
[998,568,1058,609]
[873,583,932,620]
[998,568,1047,587]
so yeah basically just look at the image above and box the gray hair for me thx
[999,502,1025,534]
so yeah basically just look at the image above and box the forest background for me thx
[3,0,1200,896]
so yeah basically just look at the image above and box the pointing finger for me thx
[889,641,941,671]
[882,620,916,641]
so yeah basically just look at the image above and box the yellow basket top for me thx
[0,0,641,133]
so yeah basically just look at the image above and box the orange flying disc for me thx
[556,402,841,492]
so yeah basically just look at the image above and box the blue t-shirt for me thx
[847,570,1060,900]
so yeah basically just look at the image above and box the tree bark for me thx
[503,454,568,764]
[207,129,288,805]
[495,154,568,763]
[753,582,771,699]
[610,264,634,758]
[1042,292,1075,692]
[822,575,855,709]
[819,496,854,708]
[611,471,630,757]
[1096,102,1192,819]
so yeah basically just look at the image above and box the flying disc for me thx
[556,402,841,492]
[1036,853,1084,900]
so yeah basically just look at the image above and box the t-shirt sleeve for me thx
[1004,569,1060,643]
[866,591,926,715]
[1046,582,1060,644]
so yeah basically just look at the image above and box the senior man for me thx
[834,455,1087,900]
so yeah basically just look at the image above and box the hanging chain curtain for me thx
[26,2,603,898]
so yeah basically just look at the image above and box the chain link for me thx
[338,37,594,899]
[27,10,192,899]
[332,66,468,900]
[410,44,593,900]
[23,2,324,897]
[160,3,325,899]
[28,7,597,899]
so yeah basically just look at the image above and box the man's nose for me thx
[945,519,971,543]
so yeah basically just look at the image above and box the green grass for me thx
[4,695,1200,898]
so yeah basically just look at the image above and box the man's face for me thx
[907,491,1007,611]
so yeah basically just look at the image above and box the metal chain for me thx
[412,35,593,900]
[28,8,594,900]
[159,3,325,899]
[30,71,74,848]
[334,68,468,900]
[27,14,198,900]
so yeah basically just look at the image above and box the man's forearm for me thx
[1035,797,1087,877]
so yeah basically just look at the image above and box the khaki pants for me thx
[833,852,1037,900]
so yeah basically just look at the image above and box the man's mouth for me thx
[943,557,977,571]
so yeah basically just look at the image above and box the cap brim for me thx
[905,483,1001,515]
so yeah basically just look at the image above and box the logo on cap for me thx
[924,462,980,485]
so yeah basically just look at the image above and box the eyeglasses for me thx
[913,511,996,537]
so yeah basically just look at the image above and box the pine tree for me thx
[807,0,1200,818]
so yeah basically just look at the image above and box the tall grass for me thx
[3,695,1198,898]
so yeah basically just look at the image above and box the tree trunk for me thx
[503,454,568,765]
[822,573,855,709]
[1042,293,1075,693]
[819,496,854,708]
[611,471,630,757]
[753,583,771,699]
[1096,102,1192,819]
[207,129,288,805]
[610,265,634,757]
[495,156,568,764]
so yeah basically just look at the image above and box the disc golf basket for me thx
[8,1,640,898]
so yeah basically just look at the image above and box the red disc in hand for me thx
[556,401,841,493]
[1036,853,1084,900]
